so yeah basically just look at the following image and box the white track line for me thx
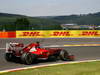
[1,44,100,50]
[0,48,6,50]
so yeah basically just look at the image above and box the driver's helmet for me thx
[35,41,40,48]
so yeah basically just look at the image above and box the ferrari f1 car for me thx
[5,42,74,64]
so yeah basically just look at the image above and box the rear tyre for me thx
[21,53,37,65]
[5,53,14,62]
[60,50,69,61]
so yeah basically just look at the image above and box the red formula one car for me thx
[5,42,74,64]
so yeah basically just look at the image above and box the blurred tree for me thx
[15,17,30,30]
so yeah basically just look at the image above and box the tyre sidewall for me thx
[21,53,37,65]
[60,50,69,61]
[5,53,14,61]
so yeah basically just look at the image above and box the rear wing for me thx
[6,42,24,52]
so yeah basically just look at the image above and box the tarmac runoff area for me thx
[0,38,100,73]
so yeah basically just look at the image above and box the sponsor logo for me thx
[16,30,100,38]
[79,31,100,36]
[19,32,41,36]
[51,32,71,36]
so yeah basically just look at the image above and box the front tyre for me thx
[60,50,69,61]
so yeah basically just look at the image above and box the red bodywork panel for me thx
[22,43,62,58]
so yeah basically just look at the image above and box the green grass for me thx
[1,61,100,75]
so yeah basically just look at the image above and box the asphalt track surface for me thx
[0,38,100,71]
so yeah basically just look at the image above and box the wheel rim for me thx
[60,50,69,60]
[25,54,33,64]
[64,52,68,58]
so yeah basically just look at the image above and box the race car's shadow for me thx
[9,57,59,65]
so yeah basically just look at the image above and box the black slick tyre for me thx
[60,50,69,61]
[5,53,14,62]
[21,53,37,65]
